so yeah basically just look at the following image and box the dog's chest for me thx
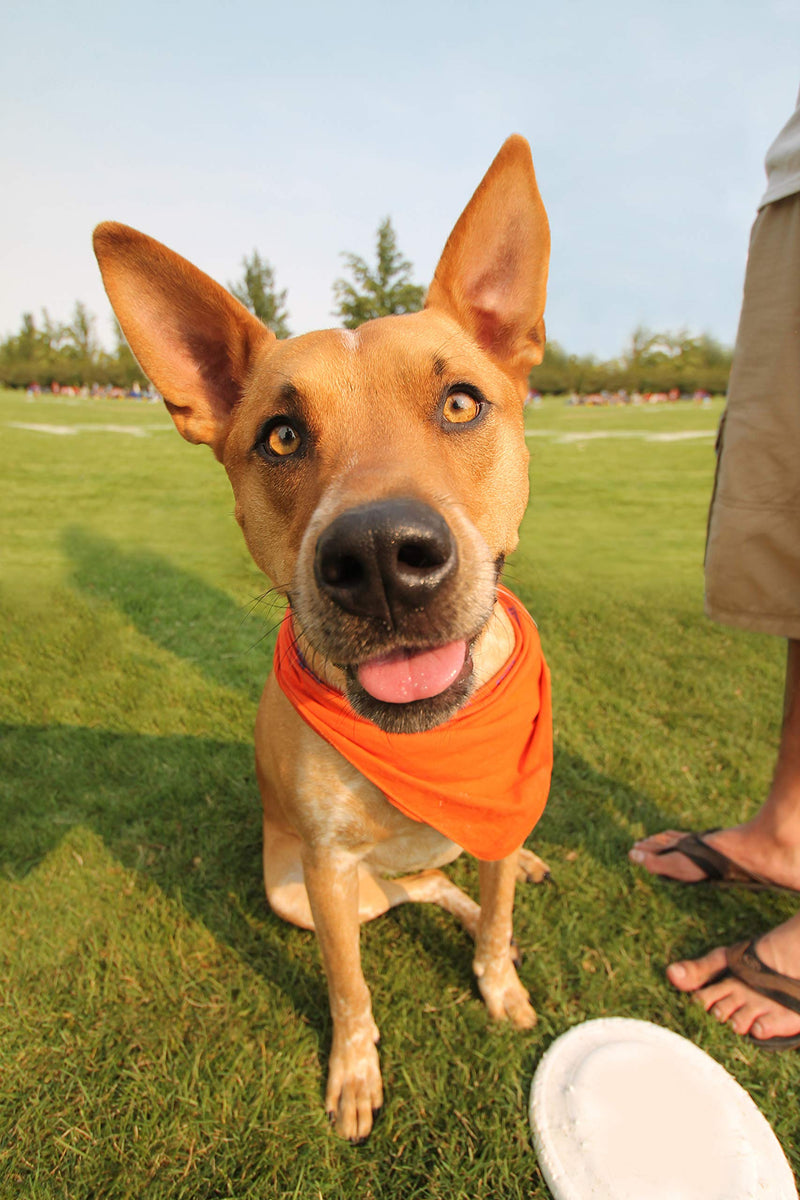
[294,722,463,873]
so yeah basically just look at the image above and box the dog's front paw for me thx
[474,957,537,1029]
[325,1022,383,1142]
[517,847,550,883]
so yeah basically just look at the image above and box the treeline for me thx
[0,310,735,397]
[0,305,734,397]
[531,328,732,395]
[0,304,141,389]
[1,220,733,395]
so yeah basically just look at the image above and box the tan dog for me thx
[93,135,551,1142]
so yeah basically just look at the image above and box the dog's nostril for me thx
[397,539,445,571]
[320,553,364,589]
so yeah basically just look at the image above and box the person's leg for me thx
[629,193,800,1041]
[630,639,800,889]
[631,192,800,889]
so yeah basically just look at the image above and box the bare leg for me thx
[630,639,800,889]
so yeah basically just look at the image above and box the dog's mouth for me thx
[343,638,476,734]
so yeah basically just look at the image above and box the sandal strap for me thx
[726,939,800,1015]
[656,830,774,888]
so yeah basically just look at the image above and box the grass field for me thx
[1,387,797,1198]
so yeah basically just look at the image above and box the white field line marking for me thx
[8,420,714,445]
[525,428,716,444]
[7,422,173,437]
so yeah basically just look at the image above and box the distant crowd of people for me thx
[22,381,716,409]
[24,380,160,401]
[524,387,714,407]
[564,388,713,407]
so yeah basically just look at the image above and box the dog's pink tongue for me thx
[356,641,467,704]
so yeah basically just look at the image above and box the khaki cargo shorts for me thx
[705,190,800,638]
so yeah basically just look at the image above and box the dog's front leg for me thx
[302,848,383,1141]
[473,852,537,1029]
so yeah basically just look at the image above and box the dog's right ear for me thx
[93,223,276,459]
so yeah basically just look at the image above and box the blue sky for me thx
[3,0,798,357]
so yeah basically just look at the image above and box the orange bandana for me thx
[273,587,552,861]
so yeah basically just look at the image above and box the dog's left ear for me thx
[426,135,550,391]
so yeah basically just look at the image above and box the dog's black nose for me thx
[314,498,458,621]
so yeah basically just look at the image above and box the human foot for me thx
[666,913,800,1046]
[629,825,800,893]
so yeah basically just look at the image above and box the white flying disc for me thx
[529,1018,797,1200]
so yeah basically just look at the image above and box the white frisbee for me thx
[529,1018,797,1200]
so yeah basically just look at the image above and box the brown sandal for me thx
[654,829,800,895]
[722,939,800,1051]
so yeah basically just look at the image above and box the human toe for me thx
[729,998,770,1038]
[666,946,728,992]
[706,991,744,1024]
[749,1006,800,1042]
[631,830,687,855]
[629,831,707,883]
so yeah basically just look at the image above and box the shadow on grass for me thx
[0,710,710,966]
[0,720,331,1035]
[63,525,284,703]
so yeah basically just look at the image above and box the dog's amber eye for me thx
[266,423,302,456]
[442,392,482,424]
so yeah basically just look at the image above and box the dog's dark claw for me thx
[510,936,523,966]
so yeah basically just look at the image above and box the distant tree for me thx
[64,301,97,359]
[13,312,47,363]
[528,327,733,396]
[621,326,732,393]
[229,251,291,338]
[671,332,732,394]
[49,302,100,384]
[530,340,621,395]
[0,310,62,386]
[0,304,142,388]
[100,318,143,388]
[333,217,425,328]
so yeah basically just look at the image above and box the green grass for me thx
[1,388,796,1197]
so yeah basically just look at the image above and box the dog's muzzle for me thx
[310,497,483,728]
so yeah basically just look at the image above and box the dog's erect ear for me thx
[426,135,550,390]
[93,222,276,458]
